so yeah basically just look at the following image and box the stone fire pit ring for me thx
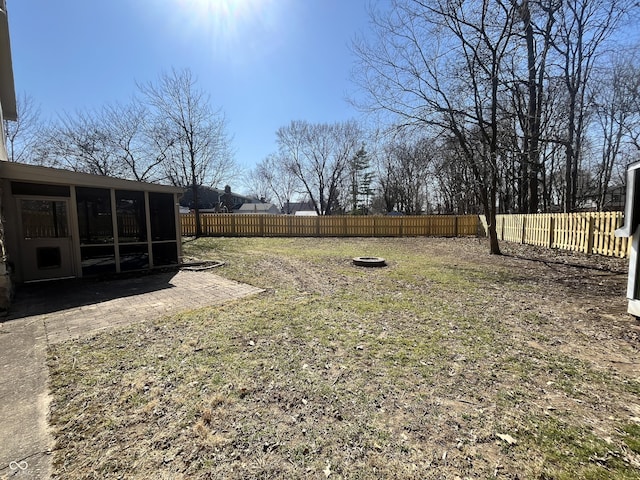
[352,256,387,267]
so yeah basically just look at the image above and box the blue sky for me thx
[8,0,376,179]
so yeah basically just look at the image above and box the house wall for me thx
[0,0,16,312]
[0,105,11,312]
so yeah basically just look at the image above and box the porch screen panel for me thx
[149,192,176,241]
[119,244,149,271]
[116,190,147,242]
[152,242,178,266]
[76,187,115,275]
[80,245,116,276]
[116,190,149,271]
[149,192,178,266]
[76,187,114,244]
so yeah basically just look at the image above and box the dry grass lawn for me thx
[47,237,640,479]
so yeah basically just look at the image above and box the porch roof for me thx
[0,162,184,194]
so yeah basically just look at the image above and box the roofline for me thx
[184,185,255,201]
[0,162,184,193]
[0,1,17,121]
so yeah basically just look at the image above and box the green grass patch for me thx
[622,423,640,455]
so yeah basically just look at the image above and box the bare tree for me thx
[552,0,632,211]
[432,136,480,214]
[353,0,522,253]
[276,120,362,215]
[375,135,433,214]
[29,98,176,183]
[375,144,402,214]
[3,92,43,164]
[532,74,568,210]
[507,0,559,213]
[250,153,301,213]
[103,100,169,182]
[591,56,640,209]
[45,109,124,176]
[138,68,234,236]
[244,166,273,204]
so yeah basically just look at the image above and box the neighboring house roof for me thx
[284,201,317,215]
[0,1,16,121]
[180,185,253,210]
[237,203,280,215]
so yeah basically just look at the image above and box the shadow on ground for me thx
[3,270,179,321]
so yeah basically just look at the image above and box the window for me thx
[20,200,69,239]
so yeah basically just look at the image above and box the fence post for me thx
[521,216,527,244]
[454,216,459,237]
[548,216,555,249]
[231,214,236,236]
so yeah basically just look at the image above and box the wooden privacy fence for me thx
[181,212,631,258]
[181,213,480,238]
[495,212,631,258]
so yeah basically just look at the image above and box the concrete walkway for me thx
[0,270,263,479]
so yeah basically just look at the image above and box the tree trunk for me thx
[483,199,501,255]
[479,180,501,255]
[192,159,202,237]
[193,183,202,238]
[488,171,502,255]
[564,112,576,213]
[488,216,501,254]
[520,0,541,214]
